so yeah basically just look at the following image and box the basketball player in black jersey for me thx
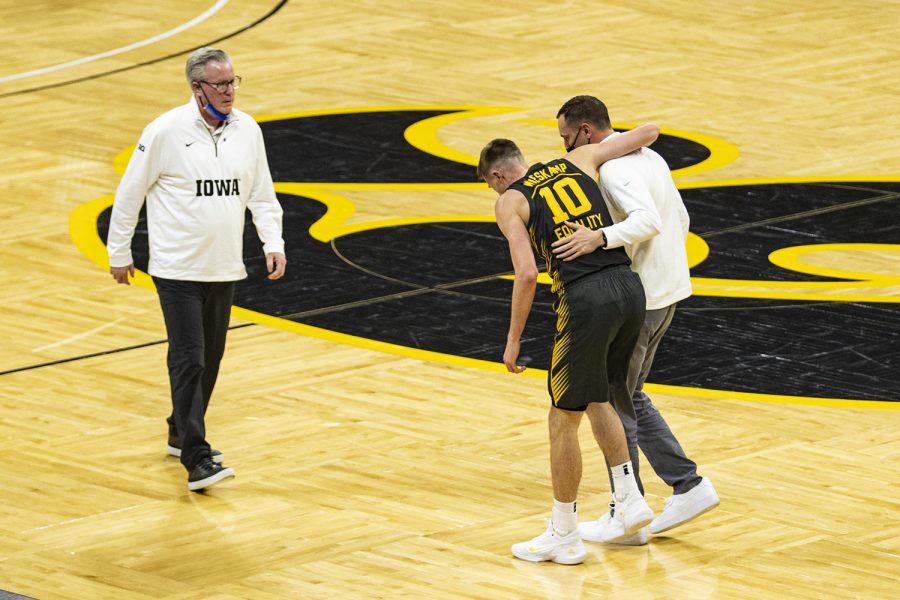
[478,124,658,564]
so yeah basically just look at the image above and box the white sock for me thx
[611,461,639,502]
[552,499,577,535]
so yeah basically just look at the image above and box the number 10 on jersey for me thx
[537,177,594,224]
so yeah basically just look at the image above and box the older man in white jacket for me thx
[107,47,285,492]
[552,95,719,544]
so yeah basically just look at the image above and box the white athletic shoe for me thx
[511,520,587,565]
[595,492,654,543]
[650,477,720,534]
[579,504,648,546]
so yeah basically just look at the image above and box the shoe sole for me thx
[167,445,223,464]
[599,506,654,543]
[600,520,652,543]
[649,498,720,534]
[512,548,586,565]
[580,526,648,546]
[188,467,235,491]
[613,531,647,546]
[625,513,654,535]
[552,551,586,565]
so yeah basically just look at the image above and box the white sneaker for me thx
[596,492,654,543]
[579,504,648,546]
[580,514,648,546]
[511,520,587,565]
[650,477,720,534]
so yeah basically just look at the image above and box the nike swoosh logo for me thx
[185,141,197,147]
[528,546,542,552]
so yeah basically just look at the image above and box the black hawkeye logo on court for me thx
[195,178,240,197]
[91,108,898,405]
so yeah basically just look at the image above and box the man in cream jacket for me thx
[107,47,285,492]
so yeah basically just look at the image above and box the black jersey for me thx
[508,158,630,295]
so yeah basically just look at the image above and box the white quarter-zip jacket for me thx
[598,133,692,310]
[107,98,284,281]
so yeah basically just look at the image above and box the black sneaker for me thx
[166,437,223,464]
[187,458,235,492]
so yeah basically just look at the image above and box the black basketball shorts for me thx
[547,266,646,411]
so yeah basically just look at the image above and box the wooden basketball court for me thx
[1,1,898,598]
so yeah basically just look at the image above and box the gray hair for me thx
[185,47,231,83]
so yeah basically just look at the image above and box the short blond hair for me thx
[477,138,525,181]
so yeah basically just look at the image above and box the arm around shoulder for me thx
[627,123,660,147]
[581,123,659,171]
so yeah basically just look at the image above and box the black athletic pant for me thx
[154,277,235,471]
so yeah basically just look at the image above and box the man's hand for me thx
[266,252,287,280]
[551,221,605,261]
[503,337,527,373]
[110,264,135,285]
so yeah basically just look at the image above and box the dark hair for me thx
[477,138,524,180]
[556,95,611,130]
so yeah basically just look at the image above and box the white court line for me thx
[25,504,145,532]
[33,318,125,352]
[0,0,230,83]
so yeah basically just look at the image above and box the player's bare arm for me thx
[495,190,538,373]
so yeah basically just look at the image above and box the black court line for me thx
[0,1,290,370]
[0,0,290,100]
[0,267,516,377]
[1,221,508,377]
[0,324,255,376]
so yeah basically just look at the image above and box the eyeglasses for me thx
[199,75,241,93]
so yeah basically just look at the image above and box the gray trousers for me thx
[607,303,701,496]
